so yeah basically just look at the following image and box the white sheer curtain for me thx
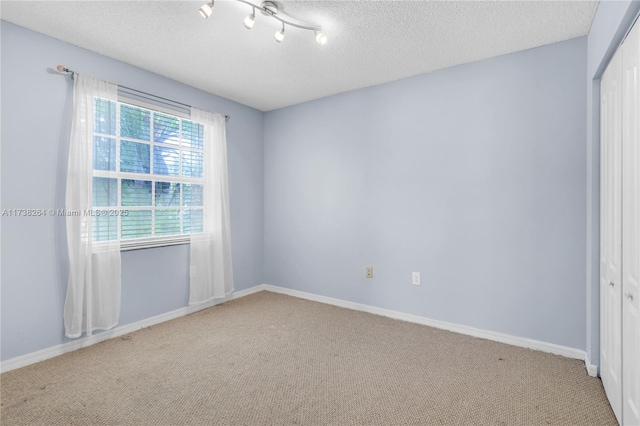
[64,74,121,338]
[189,108,234,304]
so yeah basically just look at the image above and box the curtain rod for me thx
[56,65,231,122]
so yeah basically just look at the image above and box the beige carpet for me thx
[1,291,616,425]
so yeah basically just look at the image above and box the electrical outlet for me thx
[412,272,421,286]
[366,267,373,278]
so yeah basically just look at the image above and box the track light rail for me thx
[236,0,320,31]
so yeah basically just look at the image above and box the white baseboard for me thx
[262,284,593,368]
[0,285,265,373]
[585,354,599,377]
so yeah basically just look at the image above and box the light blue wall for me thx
[585,0,640,367]
[0,21,264,361]
[3,13,616,364]
[264,37,588,350]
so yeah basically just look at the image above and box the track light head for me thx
[315,30,327,45]
[243,8,256,29]
[275,22,285,43]
[199,1,215,19]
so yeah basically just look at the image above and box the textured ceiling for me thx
[1,1,598,111]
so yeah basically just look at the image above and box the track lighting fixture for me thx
[274,23,285,43]
[199,0,327,45]
[198,1,215,19]
[243,7,256,29]
[315,30,327,45]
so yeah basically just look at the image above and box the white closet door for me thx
[601,45,624,424]
[622,17,640,426]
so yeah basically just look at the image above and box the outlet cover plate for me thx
[412,272,421,285]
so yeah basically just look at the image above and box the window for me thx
[92,98,204,249]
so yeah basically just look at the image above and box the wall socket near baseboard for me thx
[366,267,373,278]
[412,272,421,286]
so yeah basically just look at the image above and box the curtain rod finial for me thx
[57,65,75,74]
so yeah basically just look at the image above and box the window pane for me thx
[182,151,203,178]
[120,141,150,174]
[93,177,117,207]
[94,98,116,136]
[155,182,180,207]
[154,146,180,176]
[183,184,203,207]
[121,210,152,239]
[154,113,180,145]
[155,209,181,236]
[91,99,210,244]
[182,120,204,150]
[93,215,117,242]
[121,179,152,206]
[120,104,150,140]
[184,209,203,234]
[93,137,116,171]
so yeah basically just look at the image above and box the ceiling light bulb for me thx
[315,31,327,45]
[199,2,215,19]
[275,28,285,43]
[243,13,255,29]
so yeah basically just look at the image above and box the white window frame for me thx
[92,96,204,251]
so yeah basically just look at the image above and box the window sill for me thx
[93,236,192,252]
[121,236,191,251]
